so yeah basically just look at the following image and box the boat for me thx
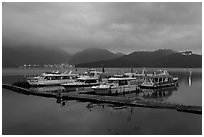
[61,76,100,88]
[91,76,138,95]
[26,70,79,86]
[84,68,103,79]
[138,69,178,89]
[61,69,101,89]
[123,69,146,85]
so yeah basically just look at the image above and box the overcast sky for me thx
[2,2,202,54]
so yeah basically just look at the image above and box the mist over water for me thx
[2,68,202,135]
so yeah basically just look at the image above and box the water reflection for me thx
[86,102,97,111]
[2,68,202,135]
[137,86,178,102]
[56,96,132,113]
[84,103,135,124]
[170,69,201,86]
[30,86,65,93]
[188,70,192,87]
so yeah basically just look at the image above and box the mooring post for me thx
[57,90,62,98]
[123,89,125,95]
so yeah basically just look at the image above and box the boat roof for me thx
[42,73,78,77]
[144,74,172,78]
[78,76,98,80]
[134,73,146,76]
[112,75,124,78]
[108,77,136,81]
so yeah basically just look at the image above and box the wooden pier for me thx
[2,84,202,115]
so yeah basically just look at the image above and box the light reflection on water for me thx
[2,68,202,135]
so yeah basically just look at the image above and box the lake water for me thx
[2,68,202,135]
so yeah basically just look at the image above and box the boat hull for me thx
[62,83,100,88]
[93,85,137,95]
[139,82,178,89]
[27,79,75,87]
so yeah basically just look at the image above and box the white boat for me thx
[61,76,100,88]
[26,71,79,86]
[92,77,138,95]
[123,69,146,85]
[84,68,103,78]
[61,69,102,89]
[139,69,179,89]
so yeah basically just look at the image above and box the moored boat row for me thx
[25,68,179,94]
[61,69,101,90]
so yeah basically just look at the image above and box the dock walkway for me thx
[2,84,202,115]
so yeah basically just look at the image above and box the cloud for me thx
[2,2,202,54]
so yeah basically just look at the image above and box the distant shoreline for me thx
[2,67,202,69]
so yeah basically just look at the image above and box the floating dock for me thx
[2,84,202,115]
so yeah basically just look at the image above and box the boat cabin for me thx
[108,77,137,86]
[41,73,79,81]
[77,77,99,84]
[144,75,173,84]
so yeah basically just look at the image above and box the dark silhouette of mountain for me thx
[3,46,71,67]
[76,49,201,68]
[69,48,124,65]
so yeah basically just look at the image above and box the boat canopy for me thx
[78,76,98,80]
[108,77,136,81]
[144,74,172,79]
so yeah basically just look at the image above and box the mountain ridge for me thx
[2,46,201,68]
[69,48,124,65]
[76,49,201,68]
[2,46,72,67]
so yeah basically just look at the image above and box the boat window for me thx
[85,80,97,83]
[159,78,163,82]
[155,78,158,83]
[145,78,153,83]
[78,79,85,83]
[48,76,54,80]
[119,80,128,86]
[164,77,168,82]
[62,76,70,79]
[50,76,56,80]
[50,76,61,80]
[129,80,136,85]
[108,80,116,84]
[44,76,52,80]
[58,76,62,80]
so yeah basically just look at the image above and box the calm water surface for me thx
[2,68,202,135]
